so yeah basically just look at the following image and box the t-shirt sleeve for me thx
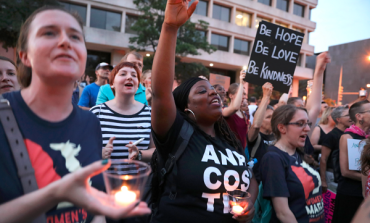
[78,87,90,107]
[321,132,334,150]
[151,110,185,155]
[260,152,290,198]
[96,87,106,105]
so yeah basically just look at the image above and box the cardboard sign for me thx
[245,21,304,93]
[347,139,365,171]
[323,190,336,223]
[209,73,231,91]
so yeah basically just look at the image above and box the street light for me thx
[146,53,150,57]
[210,63,214,67]
[368,55,370,61]
[367,84,370,88]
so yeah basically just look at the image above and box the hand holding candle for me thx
[115,186,137,206]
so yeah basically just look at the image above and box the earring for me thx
[185,109,196,121]
[111,85,114,89]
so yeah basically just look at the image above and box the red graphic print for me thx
[24,139,61,188]
[291,166,315,199]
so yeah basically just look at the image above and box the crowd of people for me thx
[2,1,370,223]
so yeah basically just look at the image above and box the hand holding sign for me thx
[245,21,304,93]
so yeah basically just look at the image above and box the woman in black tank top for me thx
[310,107,335,161]
[332,100,370,223]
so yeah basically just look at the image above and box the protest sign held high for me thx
[245,21,305,93]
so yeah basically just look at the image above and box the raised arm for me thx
[222,71,246,117]
[306,52,330,136]
[151,0,198,138]
[247,82,273,142]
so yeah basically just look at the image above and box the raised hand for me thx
[239,70,246,84]
[316,51,331,72]
[164,0,198,28]
[103,137,115,159]
[262,82,273,98]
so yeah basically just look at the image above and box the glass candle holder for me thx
[227,189,251,215]
[103,159,151,207]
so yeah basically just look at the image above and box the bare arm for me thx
[247,82,273,142]
[306,52,331,137]
[320,145,331,193]
[362,172,368,198]
[222,71,246,117]
[0,161,150,223]
[140,134,156,162]
[339,134,362,181]
[79,106,91,111]
[151,0,198,138]
[310,126,322,152]
[271,197,298,223]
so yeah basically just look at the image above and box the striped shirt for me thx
[90,103,152,161]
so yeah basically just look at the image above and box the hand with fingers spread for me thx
[164,0,198,28]
[103,137,115,159]
[126,142,139,160]
[262,82,273,99]
[56,160,151,219]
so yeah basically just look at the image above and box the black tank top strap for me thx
[318,125,327,145]
[344,131,366,140]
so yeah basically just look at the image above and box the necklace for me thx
[275,143,299,165]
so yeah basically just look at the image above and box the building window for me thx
[190,0,208,16]
[258,0,271,6]
[60,2,87,25]
[90,8,121,32]
[86,50,111,79]
[211,33,229,51]
[275,21,288,28]
[125,14,138,34]
[292,27,307,43]
[235,11,251,27]
[255,16,271,29]
[234,39,250,56]
[212,4,230,22]
[297,54,302,66]
[276,0,289,12]
[293,3,305,17]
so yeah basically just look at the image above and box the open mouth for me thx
[0,85,13,89]
[125,83,134,87]
[211,98,220,105]
[299,135,307,141]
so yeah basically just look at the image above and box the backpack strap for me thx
[0,94,46,223]
[159,120,194,200]
[250,133,262,159]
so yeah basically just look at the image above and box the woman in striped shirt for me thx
[90,62,155,162]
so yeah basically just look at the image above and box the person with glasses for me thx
[332,100,370,223]
[78,62,112,110]
[320,106,352,193]
[95,51,148,106]
[260,104,325,223]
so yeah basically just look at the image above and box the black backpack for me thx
[149,120,194,221]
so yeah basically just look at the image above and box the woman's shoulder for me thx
[262,146,289,165]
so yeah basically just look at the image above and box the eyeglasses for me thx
[286,121,312,128]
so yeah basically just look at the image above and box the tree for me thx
[130,0,216,84]
[0,0,59,51]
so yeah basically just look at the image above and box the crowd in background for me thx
[2,1,370,223]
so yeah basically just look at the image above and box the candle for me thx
[114,186,137,206]
[232,205,244,215]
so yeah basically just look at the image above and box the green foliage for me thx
[130,0,216,83]
[0,0,60,50]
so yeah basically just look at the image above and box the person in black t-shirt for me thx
[320,105,352,193]
[149,2,258,223]
[332,100,370,223]
[247,83,275,183]
[261,104,326,223]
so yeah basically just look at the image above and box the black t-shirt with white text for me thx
[247,132,275,183]
[261,146,325,223]
[152,111,252,223]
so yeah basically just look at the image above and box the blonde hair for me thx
[319,107,334,125]
[141,69,151,86]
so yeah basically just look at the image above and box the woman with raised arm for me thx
[332,100,370,223]
[150,1,258,222]
[260,105,325,223]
